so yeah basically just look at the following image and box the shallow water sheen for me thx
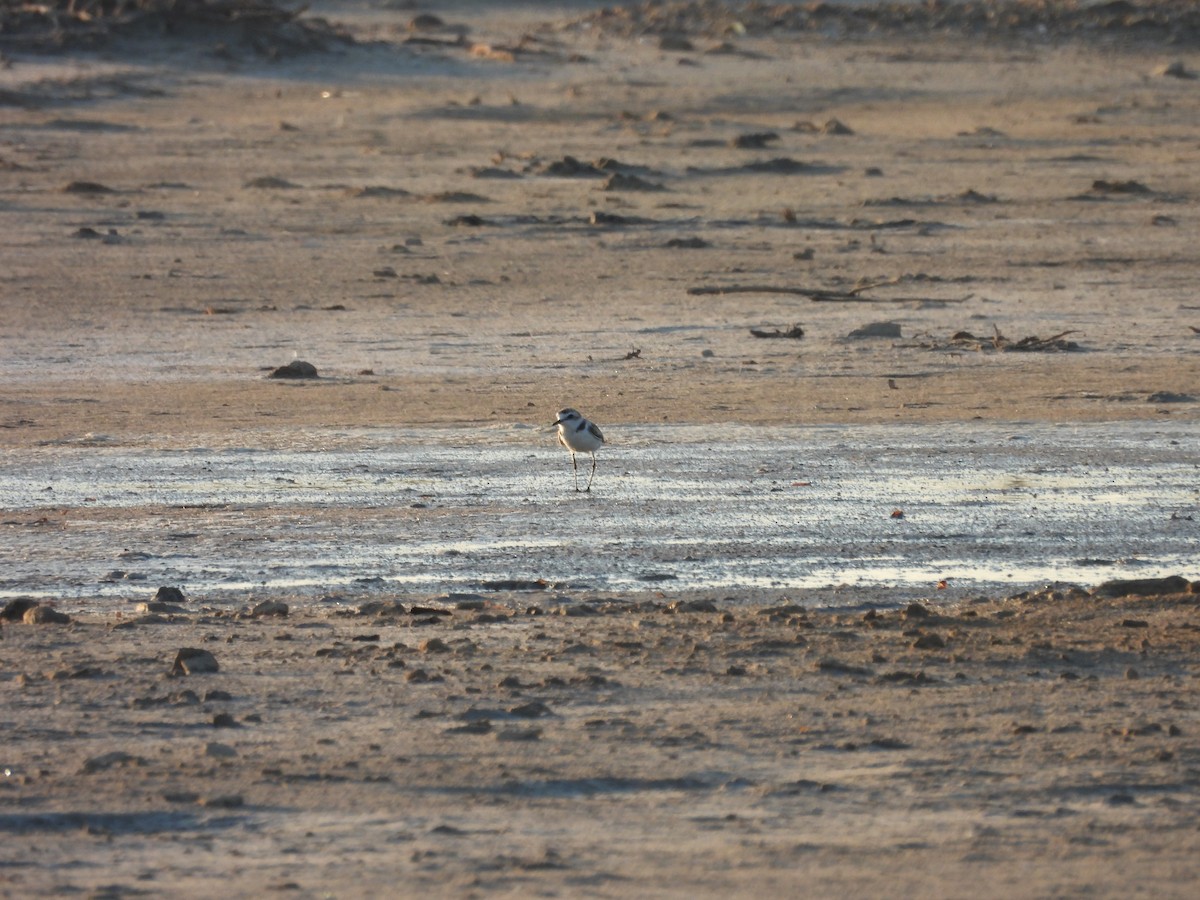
[1,423,1196,609]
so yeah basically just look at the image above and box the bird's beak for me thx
[550,418,565,428]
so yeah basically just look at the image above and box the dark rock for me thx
[200,794,245,808]
[1091,575,1190,598]
[138,602,187,614]
[602,172,665,192]
[665,598,717,613]
[496,728,542,742]
[269,360,318,379]
[81,751,145,774]
[25,606,71,625]
[509,701,553,718]
[912,632,946,650]
[251,600,289,618]
[848,321,902,339]
[154,586,186,604]
[244,175,300,189]
[1,598,39,621]
[63,180,114,194]
[821,118,855,135]
[172,648,219,676]
[730,131,780,149]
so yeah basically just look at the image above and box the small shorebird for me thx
[552,408,605,492]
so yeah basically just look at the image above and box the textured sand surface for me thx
[2,2,1199,896]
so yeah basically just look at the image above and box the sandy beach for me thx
[2,1,1199,896]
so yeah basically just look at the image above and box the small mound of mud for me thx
[0,0,353,57]
[571,1,1200,47]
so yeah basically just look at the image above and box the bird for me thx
[551,408,605,492]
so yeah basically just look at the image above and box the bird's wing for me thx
[587,421,605,443]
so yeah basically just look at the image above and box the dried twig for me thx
[687,284,969,304]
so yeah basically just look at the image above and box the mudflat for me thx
[1,2,1199,896]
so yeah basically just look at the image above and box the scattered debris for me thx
[925,326,1083,353]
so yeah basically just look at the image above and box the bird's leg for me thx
[585,452,597,492]
[571,452,580,492]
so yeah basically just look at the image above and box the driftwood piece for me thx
[749,324,805,339]
[688,284,969,304]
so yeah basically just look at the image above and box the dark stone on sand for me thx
[481,579,547,592]
[496,728,542,741]
[903,602,931,619]
[212,713,239,728]
[912,632,946,650]
[730,131,779,149]
[658,34,694,52]
[876,670,936,686]
[251,600,289,618]
[1147,391,1195,403]
[81,751,145,774]
[419,637,451,654]
[244,175,300,189]
[172,648,219,676]
[356,599,408,616]
[1091,575,1190,598]
[201,794,245,808]
[269,360,318,379]
[138,601,186,614]
[25,605,71,624]
[665,598,717,613]
[602,172,666,192]
[154,586,186,604]
[816,658,874,676]
[1,598,39,621]
[509,701,553,718]
[539,155,606,178]
[63,180,114,194]
[589,210,653,227]
[848,321,902,339]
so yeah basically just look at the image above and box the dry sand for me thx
[2,1,1199,896]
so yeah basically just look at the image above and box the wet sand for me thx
[2,1,1199,896]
